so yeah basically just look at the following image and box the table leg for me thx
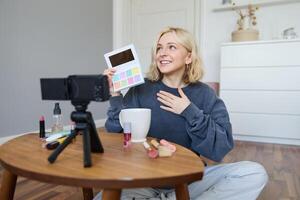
[175,183,190,200]
[102,189,121,200]
[82,187,94,200]
[0,169,17,200]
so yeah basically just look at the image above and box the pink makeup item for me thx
[143,141,158,159]
[123,122,132,148]
[151,139,175,157]
[158,145,173,157]
[150,139,160,149]
[160,139,176,153]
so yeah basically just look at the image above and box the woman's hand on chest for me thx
[157,88,191,114]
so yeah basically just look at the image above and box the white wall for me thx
[202,1,300,82]
[0,0,112,138]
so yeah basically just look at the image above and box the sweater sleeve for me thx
[104,95,124,133]
[104,87,140,133]
[181,89,234,162]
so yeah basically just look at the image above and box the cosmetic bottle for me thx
[123,122,132,148]
[39,116,45,138]
[51,102,63,133]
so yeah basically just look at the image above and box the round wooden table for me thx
[0,131,204,200]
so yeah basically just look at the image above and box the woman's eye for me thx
[156,47,162,52]
[169,45,176,50]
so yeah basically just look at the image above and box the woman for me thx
[96,27,268,200]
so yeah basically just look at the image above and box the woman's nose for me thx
[158,48,167,56]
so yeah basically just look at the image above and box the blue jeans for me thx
[94,161,268,200]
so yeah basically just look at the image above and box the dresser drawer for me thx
[220,67,300,90]
[221,41,300,67]
[221,90,300,115]
[230,113,300,139]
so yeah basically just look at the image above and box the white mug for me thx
[119,108,151,142]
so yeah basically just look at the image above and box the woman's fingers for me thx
[159,105,175,113]
[178,87,187,98]
[157,91,178,103]
[158,90,177,99]
[103,68,117,93]
[103,68,116,76]
[157,97,173,107]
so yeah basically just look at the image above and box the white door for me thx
[114,0,202,74]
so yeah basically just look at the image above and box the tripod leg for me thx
[82,127,92,167]
[70,109,104,167]
[87,112,104,153]
[48,130,77,164]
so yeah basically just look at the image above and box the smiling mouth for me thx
[160,60,172,65]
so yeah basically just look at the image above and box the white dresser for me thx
[220,39,300,145]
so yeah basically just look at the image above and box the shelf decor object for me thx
[232,29,259,41]
[214,0,300,12]
[231,3,259,42]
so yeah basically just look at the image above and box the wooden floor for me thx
[1,140,300,200]
[223,141,300,200]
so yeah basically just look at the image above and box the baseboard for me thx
[0,118,106,145]
[94,118,106,129]
[233,134,300,146]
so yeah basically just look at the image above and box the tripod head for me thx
[72,100,90,112]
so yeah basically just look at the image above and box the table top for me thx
[0,131,204,189]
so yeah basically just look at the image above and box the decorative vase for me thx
[232,29,259,42]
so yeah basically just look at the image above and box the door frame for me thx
[112,0,206,57]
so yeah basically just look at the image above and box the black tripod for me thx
[48,101,104,167]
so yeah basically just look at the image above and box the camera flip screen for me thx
[40,78,69,100]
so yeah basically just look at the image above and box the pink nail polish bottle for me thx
[123,122,131,148]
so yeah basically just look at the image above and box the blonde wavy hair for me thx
[147,27,204,84]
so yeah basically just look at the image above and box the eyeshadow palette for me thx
[104,44,144,92]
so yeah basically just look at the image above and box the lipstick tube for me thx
[39,116,45,138]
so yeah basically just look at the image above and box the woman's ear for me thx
[185,52,192,65]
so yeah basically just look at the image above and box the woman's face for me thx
[155,32,191,77]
